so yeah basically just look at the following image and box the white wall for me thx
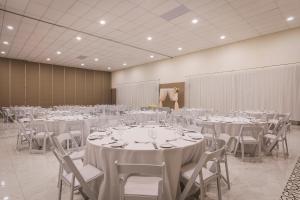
[112,27,300,87]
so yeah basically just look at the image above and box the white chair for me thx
[179,147,225,200]
[52,149,103,200]
[215,139,231,190]
[65,120,84,147]
[264,122,288,157]
[15,120,33,151]
[199,122,217,149]
[234,124,263,161]
[29,121,53,154]
[115,161,165,200]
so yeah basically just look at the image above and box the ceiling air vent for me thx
[76,55,87,60]
[160,4,190,21]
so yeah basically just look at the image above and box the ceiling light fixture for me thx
[286,16,295,21]
[3,41,9,45]
[192,19,198,24]
[1,51,6,54]
[99,20,106,25]
[177,47,182,51]
[46,58,51,61]
[7,25,14,30]
[81,63,85,66]
[94,58,99,61]
[123,63,127,66]
[220,35,226,40]
[147,36,152,41]
[150,55,154,58]
[56,51,61,55]
[76,36,82,41]
[107,67,111,70]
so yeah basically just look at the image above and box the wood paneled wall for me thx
[0,57,111,107]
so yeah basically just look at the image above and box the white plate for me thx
[160,143,173,148]
[111,142,125,148]
[92,131,107,136]
[187,133,203,140]
[88,135,101,140]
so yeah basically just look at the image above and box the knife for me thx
[152,142,158,149]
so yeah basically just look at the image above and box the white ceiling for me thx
[0,0,299,71]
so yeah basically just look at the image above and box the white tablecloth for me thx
[85,125,205,200]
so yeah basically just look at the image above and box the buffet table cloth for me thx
[85,125,205,200]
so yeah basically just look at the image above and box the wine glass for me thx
[148,129,157,142]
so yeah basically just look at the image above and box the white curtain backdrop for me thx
[186,63,300,120]
[116,80,159,107]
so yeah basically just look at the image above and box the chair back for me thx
[62,155,98,200]
[51,133,79,155]
[199,122,216,135]
[238,124,262,141]
[179,147,225,200]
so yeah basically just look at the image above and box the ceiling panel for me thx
[0,0,299,71]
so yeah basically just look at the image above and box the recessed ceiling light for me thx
[99,20,106,25]
[192,19,198,24]
[123,63,127,66]
[177,47,183,51]
[0,181,5,186]
[1,51,6,54]
[220,35,226,40]
[147,36,152,41]
[81,63,85,66]
[94,58,99,62]
[107,67,111,70]
[76,36,82,41]
[3,196,9,200]
[46,58,51,61]
[7,25,13,30]
[3,41,9,45]
[56,51,61,55]
[286,16,295,21]
[150,55,154,58]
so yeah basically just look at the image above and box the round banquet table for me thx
[85,125,205,200]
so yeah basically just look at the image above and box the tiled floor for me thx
[0,125,299,200]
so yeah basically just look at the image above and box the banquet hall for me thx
[0,0,300,200]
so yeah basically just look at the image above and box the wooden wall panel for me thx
[65,67,76,105]
[10,60,25,106]
[0,58,10,106]
[53,65,65,105]
[111,88,116,105]
[39,63,52,107]
[26,62,39,106]
[85,70,94,105]
[75,69,86,105]
[104,72,111,104]
[160,82,185,108]
[94,71,103,104]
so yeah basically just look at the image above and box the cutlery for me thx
[152,142,158,149]
[182,138,197,142]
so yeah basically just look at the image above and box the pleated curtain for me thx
[186,64,300,120]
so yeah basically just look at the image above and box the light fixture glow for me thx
[192,19,198,24]
[1,51,6,54]
[46,58,51,61]
[0,181,5,187]
[56,51,61,55]
[81,63,85,66]
[3,196,9,200]
[7,25,13,30]
[76,36,82,41]
[150,55,154,58]
[177,47,182,51]
[220,35,226,40]
[3,41,9,45]
[99,20,106,25]
[147,36,152,41]
[107,67,111,70]
[286,16,295,21]
[123,63,127,66]
[94,58,99,62]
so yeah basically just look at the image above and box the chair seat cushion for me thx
[70,130,81,136]
[264,134,283,141]
[64,164,103,187]
[34,132,53,138]
[181,162,215,185]
[235,136,258,143]
[70,149,85,160]
[124,176,162,197]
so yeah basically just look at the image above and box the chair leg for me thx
[233,141,239,156]
[285,139,289,156]
[58,179,63,200]
[70,175,75,200]
[241,144,245,161]
[216,177,222,200]
[224,160,230,190]
[258,143,261,161]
